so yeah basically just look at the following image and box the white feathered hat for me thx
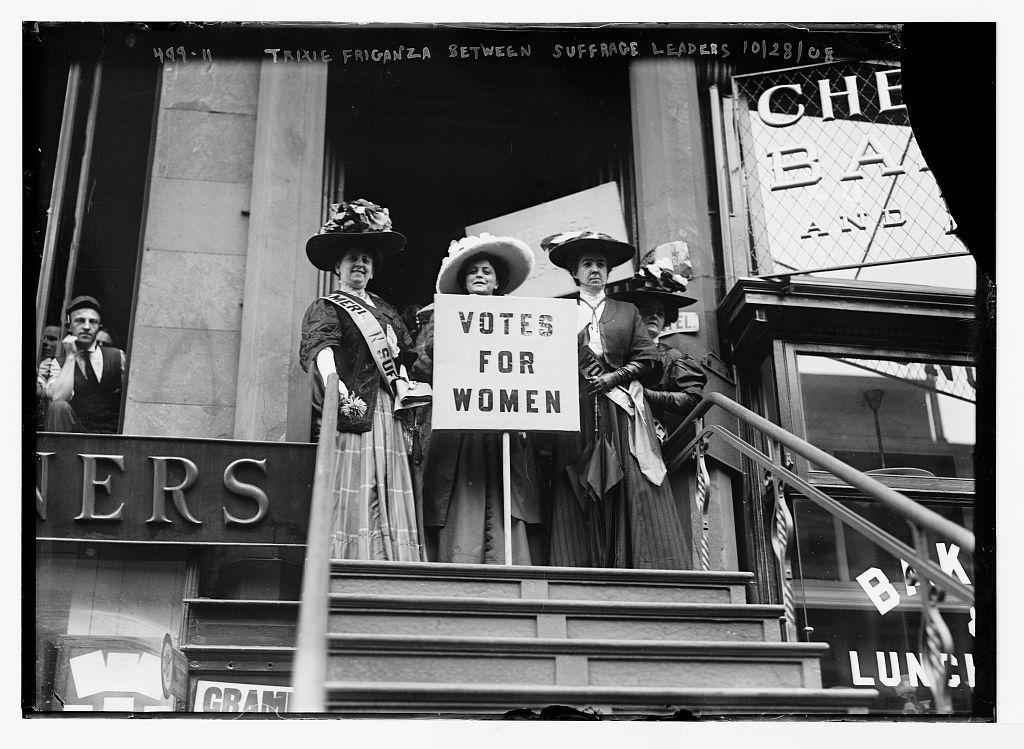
[435,233,535,295]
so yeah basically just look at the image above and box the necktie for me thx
[580,299,601,353]
[79,350,98,384]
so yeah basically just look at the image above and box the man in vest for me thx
[43,296,124,433]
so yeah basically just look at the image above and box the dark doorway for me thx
[325,55,634,312]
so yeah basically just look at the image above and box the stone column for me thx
[630,58,741,570]
[629,57,721,356]
[233,60,328,442]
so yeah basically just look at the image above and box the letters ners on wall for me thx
[35,433,316,545]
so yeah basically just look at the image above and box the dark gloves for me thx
[645,389,701,417]
[586,362,648,395]
[397,349,419,371]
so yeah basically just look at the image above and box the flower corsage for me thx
[339,393,368,421]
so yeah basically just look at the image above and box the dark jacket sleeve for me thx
[645,347,708,418]
[622,302,663,387]
[410,317,435,383]
[299,298,340,373]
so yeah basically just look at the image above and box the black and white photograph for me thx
[20,12,1000,728]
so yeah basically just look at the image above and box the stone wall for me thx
[122,61,260,438]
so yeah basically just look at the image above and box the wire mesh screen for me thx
[832,358,976,404]
[732,61,968,276]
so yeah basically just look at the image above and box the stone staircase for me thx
[183,560,878,717]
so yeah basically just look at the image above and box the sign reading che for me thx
[732,61,967,275]
[431,294,580,432]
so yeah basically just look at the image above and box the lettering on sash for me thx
[324,292,404,392]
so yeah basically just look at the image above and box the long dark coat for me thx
[548,297,692,569]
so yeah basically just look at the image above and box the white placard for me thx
[431,294,580,433]
[466,182,633,298]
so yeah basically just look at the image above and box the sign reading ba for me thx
[432,294,579,432]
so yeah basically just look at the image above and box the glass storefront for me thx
[796,354,975,479]
[790,496,975,713]
[808,607,974,713]
[34,544,189,712]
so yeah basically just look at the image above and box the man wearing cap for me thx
[610,261,708,439]
[43,296,125,433]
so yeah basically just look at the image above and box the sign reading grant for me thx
[431,294,579,432]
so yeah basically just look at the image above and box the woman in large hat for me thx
[610,259,708,439]
[541,231,691,570]
[299,199,423,561]
[412,234,545,564]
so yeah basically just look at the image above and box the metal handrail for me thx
[667,392,974,554]
[665,391,974,713]
[681,422,974,604]
[291,373,339,712]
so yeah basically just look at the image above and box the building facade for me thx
[28,23,986,716]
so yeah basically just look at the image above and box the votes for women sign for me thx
[431,294,580,432]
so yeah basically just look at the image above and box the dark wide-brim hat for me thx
[540,230,635,271]
[305,199,406,272]
[609,288,697,325]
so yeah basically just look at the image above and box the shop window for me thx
[796,354,975,479]
[807,607,975,713]
[33,545,188,712]
[792,499,840,580]
[793,498,974,585]
[783,351,975,715]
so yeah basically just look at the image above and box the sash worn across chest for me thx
[578,344,634,414]
[323,291,405,395]
[578,342,666,486]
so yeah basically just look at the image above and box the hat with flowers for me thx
[609,258,697,324]
[305,199,406,271]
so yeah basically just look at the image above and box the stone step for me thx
[329,595,785,642]
[183,635,827,691]
[324,634,828,689]
[330,560,753,604]
[321,681,878,717]
[186,596,786,647]
[178,642,876,716]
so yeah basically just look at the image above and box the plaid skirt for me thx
[327,387,424,561]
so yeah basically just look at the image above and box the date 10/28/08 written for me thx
[153,47,213,63]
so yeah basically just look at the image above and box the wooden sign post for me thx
[432,293,580,564]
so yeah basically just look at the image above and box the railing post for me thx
[906,524,955,714]
[291,373,340,712]
[765,440,797,642]
[693,417,713,571]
